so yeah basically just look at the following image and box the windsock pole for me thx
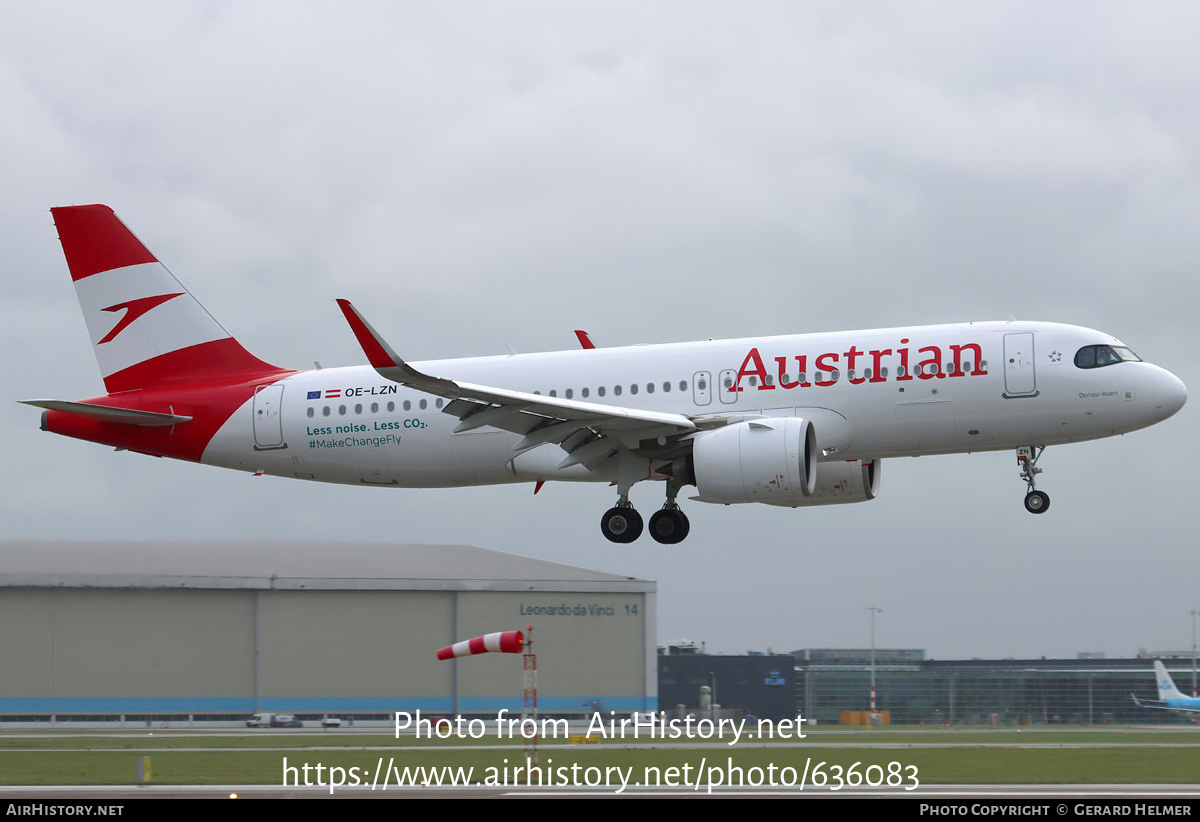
[523,627,538,773]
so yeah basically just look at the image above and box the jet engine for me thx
[689,417,818,505]
[761,457,881,507]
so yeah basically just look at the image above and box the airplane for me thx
[1131,660,1200,714]
[22,205,1187,544]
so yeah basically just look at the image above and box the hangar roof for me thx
[0,541,654,593]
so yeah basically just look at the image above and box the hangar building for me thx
[0,542,655,723]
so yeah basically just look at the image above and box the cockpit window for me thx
[1074,345,1141,369]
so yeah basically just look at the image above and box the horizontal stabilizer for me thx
[20,399,193,427]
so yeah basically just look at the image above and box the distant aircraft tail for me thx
[1154,660,1187,701]
[51,204,285,394]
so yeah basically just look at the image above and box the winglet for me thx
[336,299,451,393]
[336,299,402,369]
[574,330,595,350]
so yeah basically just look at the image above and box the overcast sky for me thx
[3,1,1198,661]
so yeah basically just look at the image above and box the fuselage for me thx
[181,320,1185,488]
[1163,696,1200,711]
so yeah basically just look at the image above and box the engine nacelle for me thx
[761,457,881,507]
[690,417,817,505]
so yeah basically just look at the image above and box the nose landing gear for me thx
[1017,445,1050,514]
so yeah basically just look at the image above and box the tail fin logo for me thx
[98,293,185,344]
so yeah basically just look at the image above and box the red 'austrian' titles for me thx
[733,339,988,391]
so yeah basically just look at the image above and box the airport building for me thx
[658,649,795,721]
[792,649,1185,725]
[658,648,1190,725]
[0,542,656,724]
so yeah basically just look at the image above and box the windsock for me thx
[436,630,524,660]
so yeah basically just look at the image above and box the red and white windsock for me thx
[436,630,524,661]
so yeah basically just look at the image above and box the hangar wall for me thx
[0,542,655,718]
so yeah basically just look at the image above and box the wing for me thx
[336,300,696,469]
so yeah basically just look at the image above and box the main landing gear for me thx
[649,505,690,545]
[1017,445,1050,514]
[601,476,691,544]
[600,502,643,544]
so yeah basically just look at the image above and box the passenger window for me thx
[582,387,589,398]
[338,405,347,415]
[387,401,395,412]
[614,385,622,396]
[371,402,379,413]
[307,407,315,418]
[565,389,573,399]
[599,386,606,397]
[322,406,330,416]
[646,383,654,394]
[419,399,427,410]
[404,400,411,411]
[355,403,363,414]
[663,381,671,392]
[631,384,639,395]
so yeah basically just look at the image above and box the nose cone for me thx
[1153,368,1187,421]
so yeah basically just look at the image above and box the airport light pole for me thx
[1190,610,1199,698]
[867,604,883,712]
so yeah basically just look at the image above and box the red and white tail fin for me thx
[52,204,284,394]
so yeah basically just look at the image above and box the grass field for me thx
[1,726,1198,786]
